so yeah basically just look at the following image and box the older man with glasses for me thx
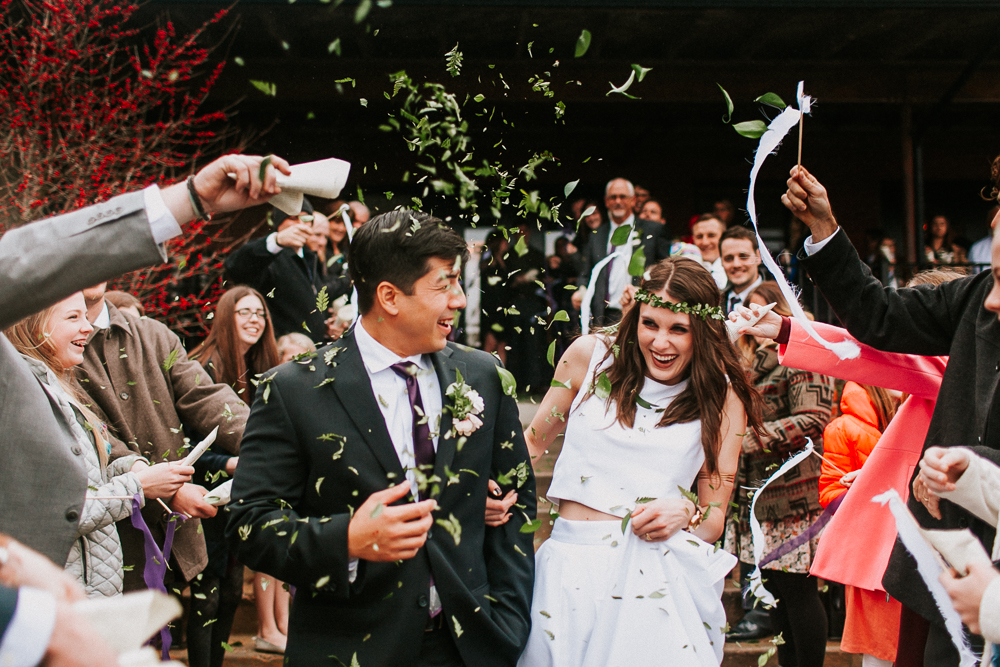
[571,177,671,327]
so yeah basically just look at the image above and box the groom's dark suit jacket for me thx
[227,330,536,666]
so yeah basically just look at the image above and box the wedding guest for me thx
[519,257,763,666]
[0,152,287,662]
[632,184,651,216]
[227,208,535,665]
[819,381,898,667]
[277,333,316,364]
[967,206,998,273]
[719,226,764,314]
[917,447,1000,663]
[104,290,145,318]
[640,199,664,225]
[572,178,670,326]
[691,213,727,289]
[924,214,967,269]
[480,230,511,364]
[79,282,248,594]
[348,200,370,227]
[224,199,350,343]
[188,286,281,663]
[714,199,737,226]
[780,163,1000,667]
[5,293,192,597]
[570,198,603,259]
[730,268,961,667]
[726,281,835,667]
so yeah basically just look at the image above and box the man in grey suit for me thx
[0,153,289,664]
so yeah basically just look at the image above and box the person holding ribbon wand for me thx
[518,257,763,667]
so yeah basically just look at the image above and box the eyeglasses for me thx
[236,308,267,320]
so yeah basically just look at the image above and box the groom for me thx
[227,209,536,666]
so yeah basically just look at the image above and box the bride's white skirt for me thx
[518,518,737,667]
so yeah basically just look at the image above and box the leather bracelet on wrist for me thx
[186,175,210,220]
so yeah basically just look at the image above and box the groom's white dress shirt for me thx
[349,318,444,601]
[354,317,443,499]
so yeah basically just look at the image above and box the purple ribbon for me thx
[759,493,844,568]
[130,493,187,659]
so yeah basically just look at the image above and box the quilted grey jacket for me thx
[24,355,145,597]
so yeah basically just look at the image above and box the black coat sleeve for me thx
[224,237,279,286]
[482,359,537,654]
[801,228,984,357]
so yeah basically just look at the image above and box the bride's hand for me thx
[728,304,782,340]
[630,497,695,542]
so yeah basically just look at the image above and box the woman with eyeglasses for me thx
[189,286,282,664]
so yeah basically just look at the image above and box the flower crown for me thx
[633,287,724,320]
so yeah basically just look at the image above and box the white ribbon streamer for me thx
[745,82,860,360]
[748,440,818,606]
[872,489,978,667]
[580,253,616,335]
[340,205,359,313]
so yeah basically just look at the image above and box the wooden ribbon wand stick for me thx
[797,106,804,169]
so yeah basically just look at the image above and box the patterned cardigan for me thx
[735,344,836,525]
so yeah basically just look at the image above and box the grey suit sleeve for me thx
[0,190,165,329]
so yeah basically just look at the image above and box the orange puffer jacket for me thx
[819,381,883,508]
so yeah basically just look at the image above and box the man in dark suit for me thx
[225,198,351,343]
[227,209,536,666]
[784,164,1000,666]
[719,225,766,315]
[571,177,671,327]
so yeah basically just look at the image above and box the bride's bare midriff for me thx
[557,499,619,522]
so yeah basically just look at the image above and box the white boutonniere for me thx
[445,368,484,437]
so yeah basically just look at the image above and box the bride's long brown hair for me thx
[599,258,764,477]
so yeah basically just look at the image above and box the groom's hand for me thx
[348,481,436,561]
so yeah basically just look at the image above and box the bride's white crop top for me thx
[545,336,705,518]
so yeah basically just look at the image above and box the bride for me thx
[518,257,762,667]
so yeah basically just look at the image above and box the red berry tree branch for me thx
[0,0,251,337]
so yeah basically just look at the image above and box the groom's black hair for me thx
[349,208,470,315]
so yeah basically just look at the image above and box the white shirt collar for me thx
[354,315,430,375]
[93,301,111,329]
[734,275,764,301]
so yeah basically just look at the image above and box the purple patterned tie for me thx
[390,361,436,497]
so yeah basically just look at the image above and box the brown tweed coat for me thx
[735,343,836,525]
[78,303,249,588]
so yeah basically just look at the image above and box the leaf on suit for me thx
[628,245,646,277]
[452,616,464,638]
[351,651,361,667]
[316,286,330,313]
[436,513,462,545]
[316,575,331,589]
[520,519,542,533]
[315,477,325,495]
[314,377,335,389]
[610,223,632,247]
[162,349,180,373]
[496,366,517,399]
